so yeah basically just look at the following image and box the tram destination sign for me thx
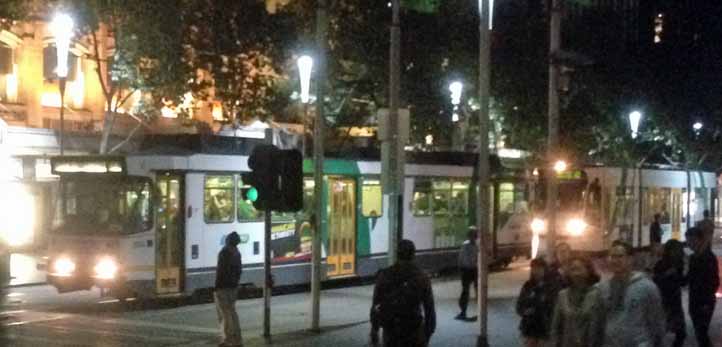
[51,156,126,175]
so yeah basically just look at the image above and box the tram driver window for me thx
[362,179,383,217]
[204,175,234,223]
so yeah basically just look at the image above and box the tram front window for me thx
[58,178,152,234]
[558,182,585,213]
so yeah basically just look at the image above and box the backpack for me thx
[373,267,423,330]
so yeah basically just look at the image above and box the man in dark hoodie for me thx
[685,227,719,347]
[370,239,436,346]
[215,232,243,347]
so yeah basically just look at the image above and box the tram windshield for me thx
[56,177,153,234]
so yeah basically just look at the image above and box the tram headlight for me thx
[531,218,546,234]
[94,257,118,279]
[53,257,76,277]
[566,218,587,236]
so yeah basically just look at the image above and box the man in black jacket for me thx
[685,227,720,347]
[215,232,243,347]
[370,240,436,347]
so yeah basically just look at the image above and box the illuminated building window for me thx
[0,43,18,103]
[654,13,664,44]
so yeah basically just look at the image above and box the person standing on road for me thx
[548,242,573,289]
[652,239,687,347]
[685,227,719,347]
[215,231,243,347]
[516,258,558,347]
[599,240,665,347]
[550,256,605,347]
[646,214,664,272]
[370,239,436,347]
[456,227,478,320]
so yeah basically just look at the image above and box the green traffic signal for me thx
[246,187,258,202]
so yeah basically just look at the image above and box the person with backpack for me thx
[516,258,558,347]
[652,239,686,347]
[370,239,436,347]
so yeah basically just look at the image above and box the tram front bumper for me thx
[47,273,93,293]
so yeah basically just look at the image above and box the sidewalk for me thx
[124,265,530,347]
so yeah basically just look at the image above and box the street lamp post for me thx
[628,110,643,247]
[51,13,74,156]
[449,81,463,123]
[297,55,313,156]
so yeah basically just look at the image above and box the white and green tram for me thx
[46,135,532,298]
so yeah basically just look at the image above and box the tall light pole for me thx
[310,0,327,333]
[477,1,493,346]
[385,0,402,266]
[545,0,561,260]
[297,55,313,156]
[51,13,74,156]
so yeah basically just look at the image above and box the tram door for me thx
[326,177,356,277]
[671,189,682,240]
[156,174,185,294]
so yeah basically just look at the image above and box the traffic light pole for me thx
[310,0,327,333]
[263,210,272,338]
[476,1,491,346]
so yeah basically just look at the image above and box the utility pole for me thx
[384,0,402,266]
[476,1,491,346]
[310,0,327,333]
[545,0,562,259]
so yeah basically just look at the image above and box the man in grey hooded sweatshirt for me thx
[599,240,665,347]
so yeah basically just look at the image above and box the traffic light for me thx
[272,149,303,212]
[245,145,303,212]
[246,144,278,210]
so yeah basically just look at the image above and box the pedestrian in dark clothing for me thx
[516,258,557,347]
[652,239,686,347]
[370,239,436,347]
[456,227,478,320]
[695,210,715,245]
[650,214,663,245]
[685,227,719,347]
[215,232,243,347]
[547,242,572,289]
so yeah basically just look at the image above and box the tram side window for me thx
[432,180,451,215]
[643,188,671,225]
[450,181,469,216]
[411,179,431,216]
[362,179,383,217]
[237,176,260,221]
[497,182,528,230]
[204,175,234,223]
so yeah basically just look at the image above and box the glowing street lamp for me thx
[449,81,463,122]
[50,13,74,156]
[553,160,567,173]
[628,110,642,139]
[693,121,703,132]
[297,55,314,156]
[297,55,313,104]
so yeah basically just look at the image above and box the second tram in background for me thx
[530,166,716,253]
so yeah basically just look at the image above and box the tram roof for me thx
[136,134,511,169]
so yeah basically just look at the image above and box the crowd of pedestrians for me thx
[513,217,719,347]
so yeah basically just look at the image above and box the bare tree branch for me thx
[108,121,142,154]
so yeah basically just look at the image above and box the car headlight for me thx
[94,258,118,279]
[53,257,76,277]
[531,218,546,234]
[566,218,587,236]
